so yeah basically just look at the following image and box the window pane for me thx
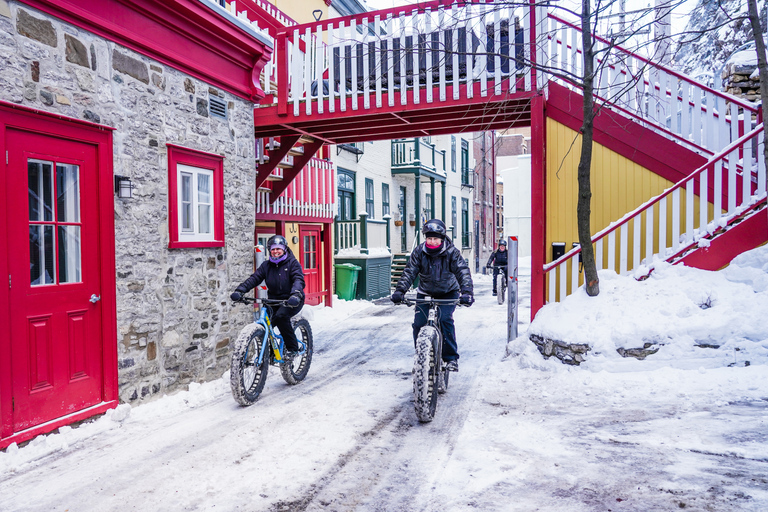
[198,204,211,234]
[30,225,55,286]
[56,164,80,222]
[58,225,82,283]
[28,160,54,222]
[197,173,211,204]
[181,173,192,231]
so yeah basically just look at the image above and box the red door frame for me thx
[299,224,322,305]
[0,101,118,449]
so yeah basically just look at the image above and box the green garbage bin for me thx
[334,263,361,300]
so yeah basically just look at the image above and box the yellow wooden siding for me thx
[545,119,714,301]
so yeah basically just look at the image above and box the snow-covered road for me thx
[3,254,768,511]
[0,277,514,512]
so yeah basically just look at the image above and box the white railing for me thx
[275,0,547,117]
[544,14,761,158]
[545,124,767,303]
[256,157,335,218]
[336,221,360,251]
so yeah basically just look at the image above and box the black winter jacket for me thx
[487,249,508,267]
[395,237,473,297]
[235,249,305,300]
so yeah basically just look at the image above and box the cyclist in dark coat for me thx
[391,219,474,372]
[230,235,305,354]
[487,239,508,295]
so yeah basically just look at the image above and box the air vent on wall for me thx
[210,96,227,120]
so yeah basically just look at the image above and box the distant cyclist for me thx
[230,235,305,358]
[391,219,474,372]
[487,239,508,296]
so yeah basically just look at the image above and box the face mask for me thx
[426,241,441,249]
[270,253,288,264]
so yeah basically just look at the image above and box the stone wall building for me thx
[1,0,271,447]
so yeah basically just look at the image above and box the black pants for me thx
[412,291,460,362]
[492,266,507,292]
[271,300,304,351]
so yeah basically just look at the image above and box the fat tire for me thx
[497,273,505,304]
[413,326,439,422]
[230,323,269,406]
[280,317,314,385]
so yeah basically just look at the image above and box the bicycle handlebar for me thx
[232,297,288,306]
[394,296,467,307]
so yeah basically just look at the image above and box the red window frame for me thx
[167,144,225,249]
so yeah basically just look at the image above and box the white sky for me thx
[366,0,697,36]
[2,244,768,510]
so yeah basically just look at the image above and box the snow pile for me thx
[524,244,768,371]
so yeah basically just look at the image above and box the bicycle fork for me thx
[427,307,444,367]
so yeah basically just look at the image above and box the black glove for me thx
[287,293,301,307]
[459,293,474,306]
[230,291,244,302]
[391,290,404,304]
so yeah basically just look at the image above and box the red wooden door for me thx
[299,225,322,305]
[7,130,104,432]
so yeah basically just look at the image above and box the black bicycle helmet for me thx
[266,235,287,251]
[499,239,507,246]
[422,219,447,239]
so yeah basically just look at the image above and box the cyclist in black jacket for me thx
[487,239,508,296]
[391,219,474,372]
[230,235,305,356]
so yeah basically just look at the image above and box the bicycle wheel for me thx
[280,317,314,385]
[230,323,269,406]
[413,325,439,422]
[497,272,505,304]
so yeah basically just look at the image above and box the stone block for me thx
[65,34,88,67]
[112,50,149,84]
[16,9,57,47]
[147,341,157,361]
[39,89,53,105]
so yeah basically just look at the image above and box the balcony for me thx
[461,168,474,189]
[391,138,446,179]
[461,230,473,249]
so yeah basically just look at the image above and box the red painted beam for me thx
[254,84,537,139]
[21,0,272,101]
[546,82,707,187]
[255,135,300,190]
[677,202,768,271]
[530,93,547,320]
[270,140,324,199]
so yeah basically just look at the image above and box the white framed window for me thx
[178,164,214,242]
[167,144,224,249]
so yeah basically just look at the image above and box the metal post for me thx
[430,177,436,219]
[359,212,369,254]
[507,236,519,342]
[334,215,340,254]
[383,214,391,250]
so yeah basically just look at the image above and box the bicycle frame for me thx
[254,305,287,365]
[403,296,460,358]
[488,265,508,287]
[243,298,294,366]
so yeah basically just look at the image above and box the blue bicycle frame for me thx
[251,300,305,366]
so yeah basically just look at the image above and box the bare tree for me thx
[577,0,600,295]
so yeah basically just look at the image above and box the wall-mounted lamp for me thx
[114,175,134,198]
